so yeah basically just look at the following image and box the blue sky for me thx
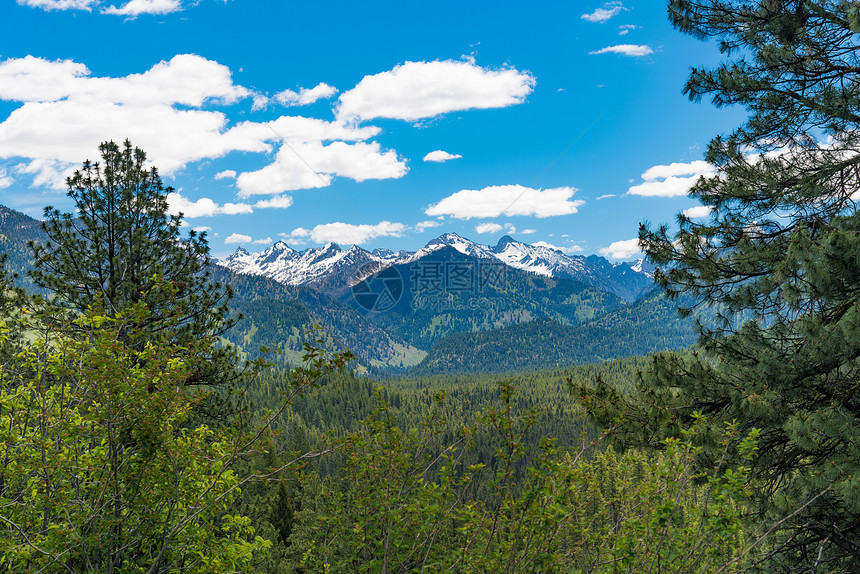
[0,0,746,259]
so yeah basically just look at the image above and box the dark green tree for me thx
[29,139,237,385]
[579,2,860,571]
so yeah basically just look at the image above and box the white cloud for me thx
[475,222,516,235]
[589,44,653,57]
[274,83,338,107]
[426,185,584,219]
[167,192,292,218]
[520,228,537,235]
[0,55,409,194]
[0,167,12,189]
[581,2,625,23]
[596,193,616,200]
[168,193,251,218]
[618,24,639,35]
[225,233,252,245]
[253,195,293,209]
[235,140,406,197]
[423,150,462,163]
[337,59,535,122]
[17,0,96,10]
[252,236,273,245]
[599,238,642,260]
[0,54,260,185]
[192,226,211,233]
[284,228,309,239]
[415,220,442,233]
[628,160,716,197]
[215,170,237,180]
[102,0,181,15]
[476,222,502,234]
[682,205,715,219]
[287,221,408,245]
[0,54,249,106]
[14,158,76,190]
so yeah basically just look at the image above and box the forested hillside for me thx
[412,288,698,374]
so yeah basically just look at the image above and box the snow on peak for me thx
[271,240,294,252]
[217,233,657,298]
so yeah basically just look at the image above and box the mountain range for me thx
[0,204,698,374]
[220,232,656,302]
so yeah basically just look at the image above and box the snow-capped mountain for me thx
[218,233,656,301]
[490,236,654,301]
[405,232,497,262]
[221,240,385,291]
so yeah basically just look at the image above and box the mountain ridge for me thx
[218,232,656,302]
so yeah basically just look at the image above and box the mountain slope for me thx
[410,289,698,375]
[0,205,45,290]
[339,246,628,349]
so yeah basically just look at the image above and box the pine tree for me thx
[29,139,238,385]
[579,2,860,571]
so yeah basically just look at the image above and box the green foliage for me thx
[579,1,860,570]
[0,303,270,572]
[0,263,354,572]
[280,386,757,573]
[29,140,236,385]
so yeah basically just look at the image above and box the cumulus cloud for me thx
[475,222,516,235]
[253,195,293,209]
[17,0,96,10]
[252,236,273,245]
[520,228,537,235]
[102,0,181,15]
[426,185,584,219]
[167,192,292,218]
[423,150,462,163]
[19,0,181,12]
[589,44,653,57]
[337,59,535,122]
[274,83,338,107]
[235,140,406,197]
[215,170,237,180]
[581,2,625,23]
[627,160,716,197]
[0,54,259,184]
[476,222,503,234]
[225,233,252,245]
[0,54,249,105]
[599,238,642,260]
[0,167,13,189]
[0,54,410,194]
[13,158,76,190]
[286,221,408,245]
[415,220,442,233]
[682,205,715,219]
